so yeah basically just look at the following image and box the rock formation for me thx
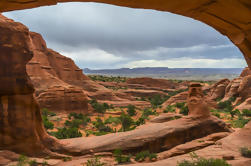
[27,32,92,113]
[208,79,230,100]
[0,14,65,157]
[187,83,210,117]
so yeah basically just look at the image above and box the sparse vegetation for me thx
[88,75,127,83]
[119,112,135,132]
[177,153,231,166]
[86,157,105,166]
[50,127,82,139]
[175,102,189,115]
[149,95,170,108]
[240,147,251,158]
[135,151,157,162]
[90,99,113,114]
[126,104,136,116]
[135,108,157,126]
[164,105,176,113]
[242,109,251,117]
[42,108,54,130]
[113,149,131,164]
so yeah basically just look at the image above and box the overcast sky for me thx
[3,2,247,69]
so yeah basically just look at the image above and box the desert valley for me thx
[0,1,251,166]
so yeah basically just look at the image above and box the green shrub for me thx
[29,160,38,166]
[230,117,250,128]
[113,149,131,164]
[42,108,56,117]
[127,104,136,116]
[90,100,108,114]
[87,157,105,166]
[42,116,54,130]
[240,147,251,158]
[177,153,231,166]
[135,108,157,126]
[50,127,82,139]
[92,118,112,132]
[164,105,176,113]
[218,100,233,110]
[180,106,189,115]
[119,112,135,132]
[175,102,186,109]
[135,151,157,162]
[149,95,170,108]
[65,119,83,128]
[17,155,28,166]
[242,109,251,117]
[104,116,120,125]
[212,112,221,119]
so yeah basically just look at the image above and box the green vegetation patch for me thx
[177,153,231,166]
[240,147,251,158]
[135,151,157,162]
[113,149,131,164]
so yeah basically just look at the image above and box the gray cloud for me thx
[3,2,246,69]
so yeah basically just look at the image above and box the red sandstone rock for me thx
[208,79,230,100]
[187,83,210,117]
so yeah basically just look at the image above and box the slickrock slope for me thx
[127,121,251,166]
[61,116,230,155]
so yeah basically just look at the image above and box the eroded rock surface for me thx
[187,83,210,117]
[0,15,65,156]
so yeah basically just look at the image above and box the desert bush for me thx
[93,118,113,132]
[50,127,82,139]
[28,160,39,166]
[177,153,231,166]
[240,147,251,158]
[119,112,135,132]
[164,105,176,113]
[230,116,250,128]
[135,108,157,126]
[212,112,221,119]
[175,102,186,109]
[42,108,56,117]
[149,95,170,108]
[17,155,29,166]
[87,157,105,166]
[218,100,233,110]
[89,99,109,114]
[42,116,54,130]
[104,116,120,125]
[113,149,131,164]
[180,106,189,115]
[65,119,82,128]
[127,104,136,116]
[242,109,251,117]
[135,151,157,162]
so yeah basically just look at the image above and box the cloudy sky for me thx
[3,2,247,69]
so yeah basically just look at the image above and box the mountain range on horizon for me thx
[84,67,243,75]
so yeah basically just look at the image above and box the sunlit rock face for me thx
[187,83,210,117]
[0,0,250,68]
[0,14,67,157]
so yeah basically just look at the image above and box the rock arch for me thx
[0,0,251,68]
[0,0,250,157]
